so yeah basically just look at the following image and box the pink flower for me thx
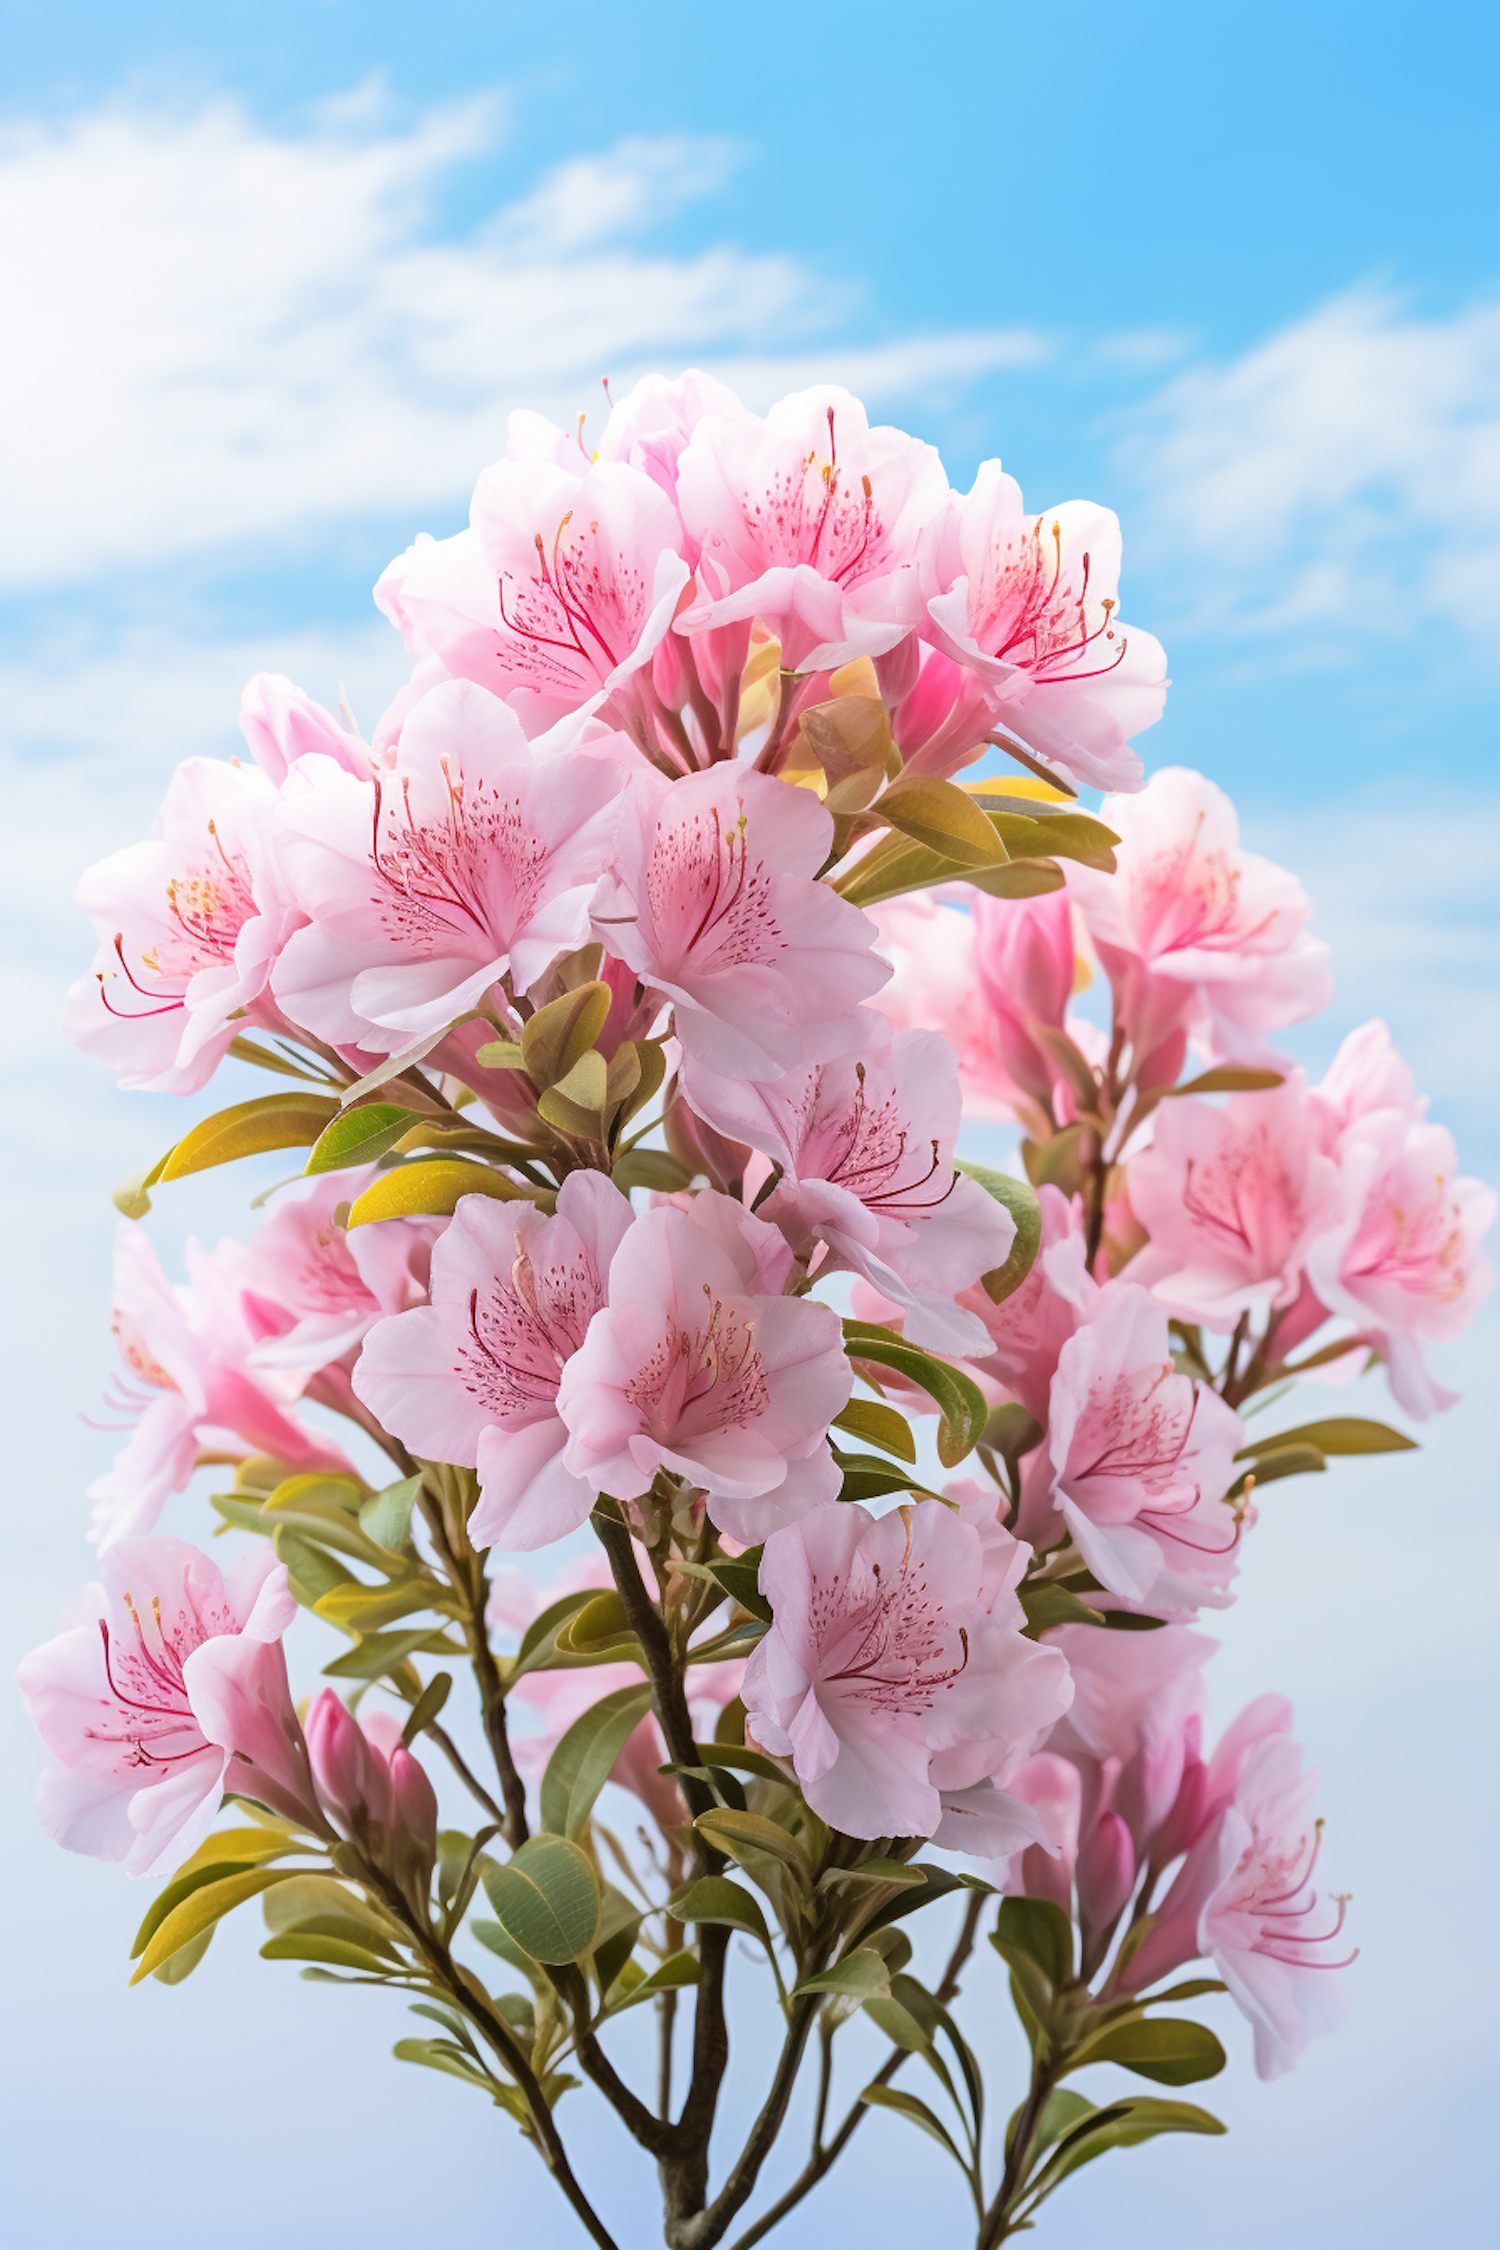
[239,672,373,783]
[88,1226,349,1549]
[239,1172,436,1374]
[1068,769,1332,1068]
[305,1690,438,1897]
[1313,1018,1421,1142]
[596,368,746,511]
[64,756,295,1095]
[676,387,950,673]
[15,1538,322,1877]
[970,887,1084,1111]
[1127,1075,1345,1331]
[922,463,1166,791]
[743,1499,1072,1845]
[965,1201,1092,1424]
[592,763,890,1080]
[376,456,690,735]
[353,1172,634,1551]
[1039,1279,1245,1609]
[1307,1108,1493,1417]
[556,1191,851,1543]
[272,676,628,1052]
[871,896,1019,1120]
[682,1020,1016,1353]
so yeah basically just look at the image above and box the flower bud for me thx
[1076,1810,1136,1936]
[306,1689,393,1834]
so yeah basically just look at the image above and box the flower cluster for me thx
[19,374,1490,2250]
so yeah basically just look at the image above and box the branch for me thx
[668,1998,821,2250]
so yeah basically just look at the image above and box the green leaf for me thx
[520,982,612,1087]
[993,1895,1074,1991]
[392,2038,495,2093]
[261,1933,401,1975]
[854,1865,994,1943]
[842,1321,989,1461]
[347,1160,531,1227]
[1024,2096,1226,2200]
[832,1397,918,1462]
[129,1834,303,1960]
[313,1578,439,1632]
[1019,1583,1106,1634]
[481,1835,601,1965]
[553,1591,636,1654]
[1168,1066,1284,1097]
[611,1148,693,1195]
[877,775,1011,867]
[131,1868,302,1982]
[358,1474,422,1553]
[1013,2086,1095,2166]
[955,1163,1043,1307]
[537,1048,609,1137]
[1069,2016,1227,2086]
[158,1092,340,1181]
[1236,1416,1417,1457]
[153,1924,216,1984]
[795,1949,892,2001]
[694,1809,813,1883]
[401,1671,453,1746]
[668,1876,774,1950]
[674,1554,774,1623]
[321,1626,457,1679]
[304,1102,420,1175]
[603,1949,702,2014]
[512,1590,598,1668]
[856,2085,968,2168]
[1233,1444,1327,1490]
[538,1682,654,1838]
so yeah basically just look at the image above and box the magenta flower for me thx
[1069,768,1333,1069]
[556,1191,850,1542]
[272,675,628,1052]
[676,385,950,673]
[1128,1075,1345,1330]
[682,1020,1016,1353]
[15,1538,323,1878]
[353,1172,633,1552]
[88,1225,348,1550]
[922,462,1166,792]
[743,1499,1072,1846]
[593,763,889,1080]
[65,755,295,1095]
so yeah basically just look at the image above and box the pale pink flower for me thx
[376,456,690,735]
[595,369,747,513]
[1068,769,1332,1067]
[272,677,628,1052]
[88,1226,348,1550]
[556,1191,850,1543]
[965,1203,1092,1423]
[239,672,373,783]
[870,896,1018,1120]
[592,764,889,1080]
[743,1499,1072,1845]
[971,887,1084,1111]
[676,387,950,672]
[922,463,1166,791]
[239,1172,437,1374]
[353,1172,634,1551]
[682,1020,1016,1353]
[1313,1018,1421,1143]
[15,1539,322,1877]
[1307,1109,1494,1417]
[64,756,296,1095]
[1127,1075,1345,1331]
[1039,1279,1246,1608]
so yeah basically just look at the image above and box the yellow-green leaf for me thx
[346,1159,530,1227]
[159,1093,341,1181]
[521,983,613,1087]
[876,776,1010,867]
[131,1868,302,1983]
[833,1398,917,1463]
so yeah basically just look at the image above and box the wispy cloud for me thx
[0,93,1049,590]
[1119,287,1500,665]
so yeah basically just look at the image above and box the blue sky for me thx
[1,7,1497,2247]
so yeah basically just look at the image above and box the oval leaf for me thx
[1071,2016,1227,2087]
[159,1093,340,1181]
[482,1835,601,1965]
[131,1867,301,1983]
[305,1102,422,1175]
[1237,1417,1416,1458]
[539,1683,654,1838]
[957,1162,1042,1307]
[832,1397,917,1463]
[877,776,1010,867]
[347,1160,530,1227]
[668,1876,773,1949]
[843,1322,988,1461]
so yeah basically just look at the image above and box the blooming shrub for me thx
[20,374,1492,2249]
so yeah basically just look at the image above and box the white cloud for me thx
[0,94,1048,590]
[1121,287,1500,658]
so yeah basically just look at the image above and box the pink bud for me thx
[388,1744,439,1890]
[306,1689,392,1832]
[1077,1810,1136,1935]
[972,891,1077,1107]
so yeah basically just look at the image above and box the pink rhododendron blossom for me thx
[743,1499,1071,1846]
[1313,1017,1421,1140]
[965,1201,1091,1423]
[65,756,296,1095]
[683,1021,1015,1353]
[593,764,889,1080]
[870,896,1018,1119]
[1307,1109,1494,1417]
[1069,769,1332,1066]
[970,887,1083,1110]
[239,1172,436,1373]
[676,387,950,673]
[15,1539,322,1877]
[239,672,373,783]
[921,463,1166,791]
[1039,1280,1245,1608]
[353,1172,634,1551]
[1128,1076,1345,1330]
[88,1226,348,1549]
[272,676,628,1052]
[556,1192,850,1542]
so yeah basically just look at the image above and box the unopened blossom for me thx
[676,385,951,673]
[64,756,296,1095]
[304,1691,438,1899]
[353,1172,634,1551]
[15,1539,323,1877]
[240,1172,436,1374]
[556,1191,850,1543]
[272,676,628,1053]
[1307,1109,1494,1417]
[682,1020,1016,1353]
[1040,1278,1246,1608]
[921,462,1167,792]
[1068,769,1332,1068]
[971,887,1087,1110]
[592,763,890,1080]
[239,672,373,783]
[88,1225,348,1550]
[743,1499,1071,1845]
[1128,1075,1345,1331]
